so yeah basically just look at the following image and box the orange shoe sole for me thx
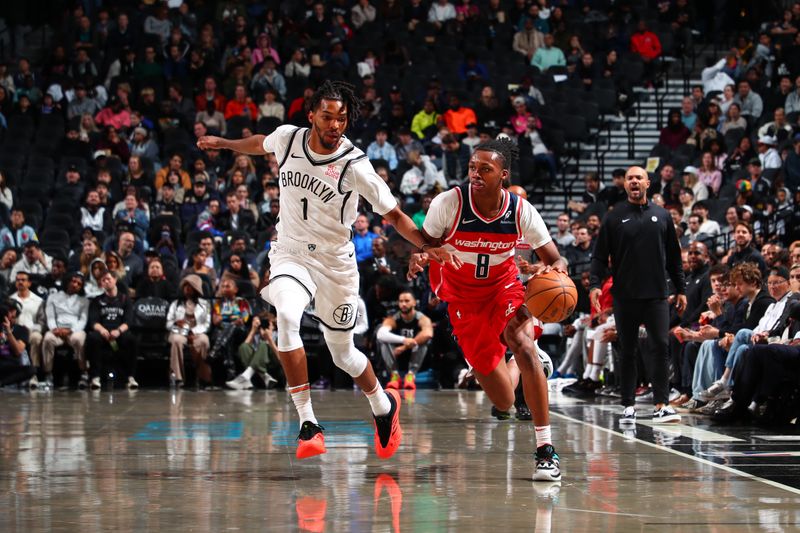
[374,389,402,459]
[404,379,416,390]
[296,432,327,459]
[385,380,400,390]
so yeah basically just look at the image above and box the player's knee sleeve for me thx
[268,279,310,351]
[323,328,367,377]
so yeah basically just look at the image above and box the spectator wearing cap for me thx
[180,173,213,228]
[531,32,566,72]
[43,272,90,387]
[510,97,533,135]
[366,128,398,171]
[129,126,159,162]
[757,135,782,169]
[785,134,800,192]
[0,209,37,251]
[251,57,286,102]
[57,164,87,206]
[442,93,477,135]
[9,241,52,280]
[682,166,709,202]
[733,80,764,120]
[152,182,181,218]
[747,158,773,199]
[67,83,100,120]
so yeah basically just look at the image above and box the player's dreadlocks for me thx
[309,80,362,127]
[473,137,519,171]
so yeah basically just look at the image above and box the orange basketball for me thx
[525,270,578,323]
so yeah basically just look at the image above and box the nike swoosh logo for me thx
[290,154,303,158]
[622,218,631,223]
[461,218,476,224]
[504,282,515,289]
[348,251,354,257]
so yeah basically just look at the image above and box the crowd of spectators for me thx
[0,0,798,420]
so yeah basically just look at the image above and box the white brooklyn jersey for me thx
[263,125,397,247]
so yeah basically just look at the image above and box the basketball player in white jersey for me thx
[197,81,457,460]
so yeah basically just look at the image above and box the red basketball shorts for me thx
[448,283,543,376]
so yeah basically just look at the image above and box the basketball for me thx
[525,270,578,323]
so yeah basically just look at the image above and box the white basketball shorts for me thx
[264,239,359,331]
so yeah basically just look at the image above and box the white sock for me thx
[535,425,552,447]
[287,383,317,427]
[364,383,391,416]
[588,363,602,382]
[242,367,254,380]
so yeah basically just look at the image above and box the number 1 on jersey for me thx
[300,197,308,220]
[475,253,489,279]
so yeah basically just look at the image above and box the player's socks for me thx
[288,383,318,425]
[288,383,326,459]
[364,382,391,416]
[535,425,552,447]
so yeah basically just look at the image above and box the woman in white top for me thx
[257,88,285,121]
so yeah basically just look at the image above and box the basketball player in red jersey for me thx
[409,139,565,481]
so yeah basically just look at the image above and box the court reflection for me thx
[1,390,799,532]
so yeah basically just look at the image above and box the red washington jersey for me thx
[423,184,552,303]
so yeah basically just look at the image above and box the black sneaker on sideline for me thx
[533,444,562,481]
[491,406,512,420]
[515,403,532,421]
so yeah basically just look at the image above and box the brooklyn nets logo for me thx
[332,304,354,325]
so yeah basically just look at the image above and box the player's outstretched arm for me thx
[383,206,462,269]
[197,134,268,156]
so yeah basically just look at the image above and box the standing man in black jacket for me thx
[590,166,686,425]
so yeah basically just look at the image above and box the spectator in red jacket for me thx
[224,84,257,121]
[630,20,662,86]
[195,75,226,113]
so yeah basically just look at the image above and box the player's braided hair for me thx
[473,137,519,171]
[309,80,362,127]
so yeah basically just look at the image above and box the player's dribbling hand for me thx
[196,135,225,150]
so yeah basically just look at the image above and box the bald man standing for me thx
[589,166,686,425]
